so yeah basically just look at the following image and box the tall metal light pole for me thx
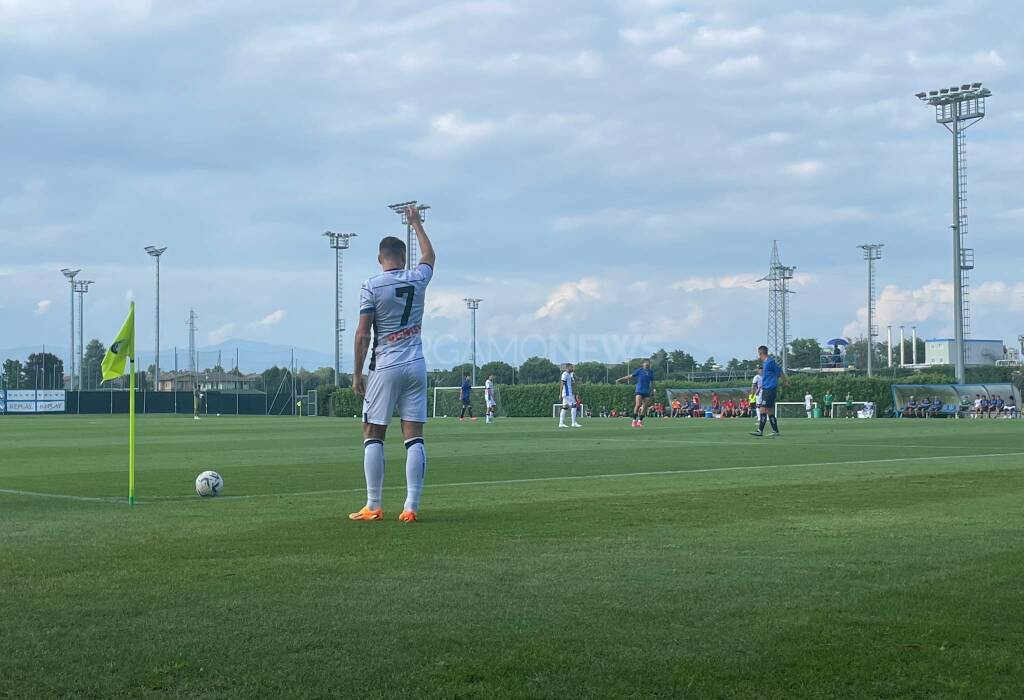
[187,309,198,388]
[73,280,93,390]
[916,83,991,383]
[144,246,167,390]
[323,232,357,386]
[464,298,482,384]
[858,244,883,377]
[60,268,80,389]
[388,201,431,269]
[758,241,795,372]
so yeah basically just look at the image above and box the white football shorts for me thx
[362,358,428,426]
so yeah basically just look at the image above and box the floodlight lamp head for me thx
[144,245,167,257]
[915,92,927,99]
[61,268,81,280]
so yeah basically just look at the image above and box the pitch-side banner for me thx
[1,390,66,414]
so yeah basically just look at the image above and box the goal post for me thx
[774,402,815,419]
[306,390,318,416]
[432,386,497,418]
[773,401,873,418]
[832,401,872,419]
[552,403,589,419]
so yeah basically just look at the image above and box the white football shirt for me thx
[560,371,574,398]
[752,374,763,397]
[359,263,433,371]
[485,379,494,401]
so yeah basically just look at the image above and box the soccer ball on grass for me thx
[195,470,224,497]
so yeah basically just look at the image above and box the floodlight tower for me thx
[388,201,431,269]
[187,309,198,386]
[144,246,167,389]
[916,82,991,384]
[465,298,482,384]
[758,241,795,372]
[60,268,80,389]
[858,244,884,377]
[73,280,93,389]
[323,231,357,387]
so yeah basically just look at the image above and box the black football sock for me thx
[769,415,779,433]
[758,414,767,432]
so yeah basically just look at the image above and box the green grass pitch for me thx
[2,414,1023,698]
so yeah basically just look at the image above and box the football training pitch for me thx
[2,415,1022,698]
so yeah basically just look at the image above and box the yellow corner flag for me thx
[101,303,135,382]
[102,302,137,504]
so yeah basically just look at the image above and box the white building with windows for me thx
[924,339,1005,367]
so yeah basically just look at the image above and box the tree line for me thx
[0,336,943,393]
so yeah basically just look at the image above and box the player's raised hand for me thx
[405,204,422,227]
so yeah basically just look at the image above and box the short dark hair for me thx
[757,345,769,356]
[379,236,406,261]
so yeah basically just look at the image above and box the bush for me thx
[329,370,1020,419]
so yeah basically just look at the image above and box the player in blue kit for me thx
[752,345,788,438]
[617,359,656,428]
[459,373,475,421]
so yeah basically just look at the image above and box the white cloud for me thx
[534,278,602,319]
[620,13,692,45]
[784,160,824,177]
[844,280,953,337]
[2,74,116,114]
[709,55,761,77]
[255,310,286,327]
[430,112,497,142]
[35,299,52,315]
[208,322,237,345]
[651,47,689,68]
[476,50,604,79]
[975,282,1024,312]
[670,274,762,292]
[971,50,1006,69]
[425,290,469,320]
[693,26,764,47]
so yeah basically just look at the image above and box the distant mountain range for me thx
[1,339,334,374]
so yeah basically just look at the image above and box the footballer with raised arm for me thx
[350,204,435,523]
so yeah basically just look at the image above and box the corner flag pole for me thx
[129,349,136,506]
[99,301,137,505]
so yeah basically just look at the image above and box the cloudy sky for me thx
[1,0,1022,370]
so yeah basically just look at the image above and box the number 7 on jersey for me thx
[396,285,415,325]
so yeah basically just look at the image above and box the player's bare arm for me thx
[352,312,373,397]
[405,204,436,268]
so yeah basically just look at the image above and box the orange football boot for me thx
[348,506,383,521]
[398,510,418,523]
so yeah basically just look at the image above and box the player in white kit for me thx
[558,364,581,428]
[751,368,763,430]
[349,204,435,523]
[484,374,497,424]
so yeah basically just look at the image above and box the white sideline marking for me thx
[0,488,122,503]
[5,450,1023,505]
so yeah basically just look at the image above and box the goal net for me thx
[551,403,590,419]
[432,386,497,418]
[831,401,872,418]
[774,402,815,419]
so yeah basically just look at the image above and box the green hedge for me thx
[328,367,1022,419]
